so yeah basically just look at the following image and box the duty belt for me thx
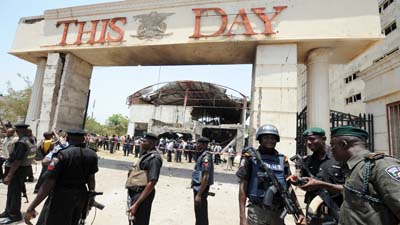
[129,186,145,193]
[249,200,283,211]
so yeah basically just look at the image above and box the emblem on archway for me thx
[131,11,175,40]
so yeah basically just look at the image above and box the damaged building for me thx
[126,80,249,149]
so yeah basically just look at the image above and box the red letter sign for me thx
[190,8,228,38]
[225,8,256,36]
[56,20,78,46]
[252,6,287,35]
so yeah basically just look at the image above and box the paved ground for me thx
[0,149,305,225]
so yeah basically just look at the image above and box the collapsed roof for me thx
[127,80,249,124]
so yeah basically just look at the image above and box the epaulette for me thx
[367,152,385,160]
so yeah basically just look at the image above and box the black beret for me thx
[331,126,368,139]
[14,123,29,129]
[197,137,210,143]
[43,132,53,137]
[66,128,85,136]
[144,133,158,140]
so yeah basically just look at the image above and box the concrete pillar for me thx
[37,53,65,137]
[25,58,47,136]
[250,44,298,157]
[306,48,332,139]
[52,53,93,131]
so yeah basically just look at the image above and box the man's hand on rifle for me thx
[295,214,307,225]
[127,203,139,217]
[299,177,322,191]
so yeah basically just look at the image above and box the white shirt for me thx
[1,136,18,159]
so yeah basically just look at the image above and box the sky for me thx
[0,0,252,124]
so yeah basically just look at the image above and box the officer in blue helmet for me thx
[236,124,304,225]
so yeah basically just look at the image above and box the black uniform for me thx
[39,144,98,225]
[191,149,214,225]
[1,137,30,221]
[128,149,162,225]
[301,148,345,225]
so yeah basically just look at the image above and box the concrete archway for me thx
[12,0,382,156]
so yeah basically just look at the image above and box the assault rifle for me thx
[244,147,304,221]
[290,154,340,223]
[79,191,105,225]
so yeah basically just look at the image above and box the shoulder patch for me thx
[47,157,59,171]
[368,152,385,160]
[385,165,400,182]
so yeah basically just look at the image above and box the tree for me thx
[106,114,128,136]
[0,74,32,123]
[85,117,107,135]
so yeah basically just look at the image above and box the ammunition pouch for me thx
[263,185,277,207]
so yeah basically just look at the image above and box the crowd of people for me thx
[86,133,239,170]
[1,122,400,225]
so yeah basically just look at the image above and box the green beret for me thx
[302,127,325,137]
[331,126,368,139]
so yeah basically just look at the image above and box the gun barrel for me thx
[92,201,105,210]
[289,155,300,162]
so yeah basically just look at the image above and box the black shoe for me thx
[0,212,8,218]
[0,217,22,224]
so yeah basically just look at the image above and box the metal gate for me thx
[296,107,374,156]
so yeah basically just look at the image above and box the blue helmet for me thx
[256,124,280,142]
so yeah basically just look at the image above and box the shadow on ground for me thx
[98,158,239,184]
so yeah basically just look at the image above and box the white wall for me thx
[129,104,193,124]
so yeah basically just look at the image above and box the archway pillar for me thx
[26,58,47,136]
[249,44,298,157]
[306,48,332,141]
[36,53,92,136]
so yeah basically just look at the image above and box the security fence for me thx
[296,107,374,156]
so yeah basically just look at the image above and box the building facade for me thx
[298,0,400,155]
[11,0,382,157]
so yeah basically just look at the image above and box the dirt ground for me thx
[0,149,304,225]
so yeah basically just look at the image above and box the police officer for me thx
[237,124,304,225]
[0,123,33,224]
[292,127,344,225]
[24,128,99,225]
[191,137,214,225]
[126,133,162,225]
[330,126,400,225]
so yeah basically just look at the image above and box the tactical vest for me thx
[247,153,286,203]
[125,150,157,188]
[20,137,36,166]
[192,150,214,191]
